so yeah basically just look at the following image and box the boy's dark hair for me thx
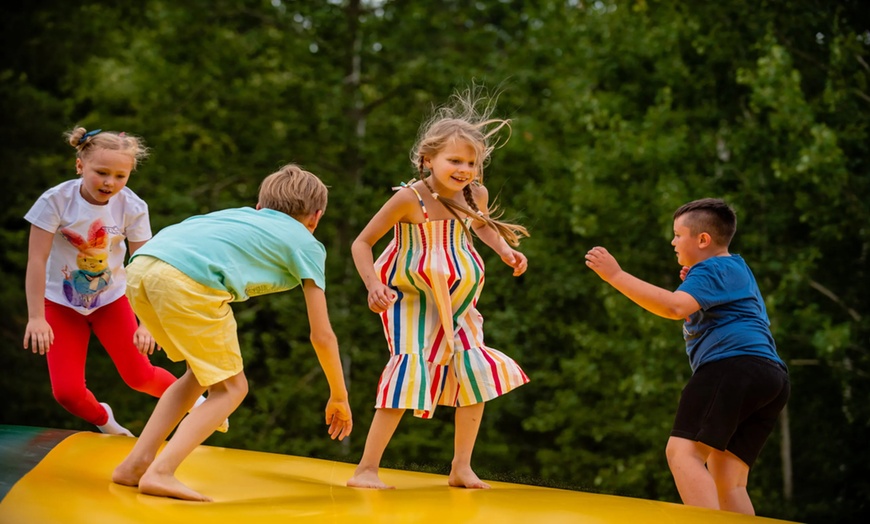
[674,198,737,247]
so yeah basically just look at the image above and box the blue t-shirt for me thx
[133,207,326,301]
[676,254,784,372]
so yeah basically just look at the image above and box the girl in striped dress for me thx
[347,88,530,490]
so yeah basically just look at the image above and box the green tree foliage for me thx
[1,1,868,521]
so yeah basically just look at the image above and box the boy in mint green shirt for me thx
[112,164,352,502]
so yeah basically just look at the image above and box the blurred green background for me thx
[2,1,868,522]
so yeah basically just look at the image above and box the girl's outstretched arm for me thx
[24,225,55,354]
[470,185,528,277]
[351,190,417,312]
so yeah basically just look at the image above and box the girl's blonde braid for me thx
[463,185,480,213]
[417,159,528,247]
[419,175,475,237]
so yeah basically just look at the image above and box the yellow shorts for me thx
[126,256,243,387]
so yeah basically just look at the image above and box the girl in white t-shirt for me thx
[23,127,182,436]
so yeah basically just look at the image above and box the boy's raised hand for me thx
[325,397,353,441]
[679,265,690,281]
[584,246,622,282]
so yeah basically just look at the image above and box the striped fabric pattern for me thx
[372,218,529,419]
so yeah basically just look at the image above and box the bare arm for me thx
[470,185,528,277]
[585,246,700,320]
[127,238,151,349]
[24,225,55,354]
[125,238,159,354]
[128,239,147,255]
[301,280,352,441]
[351,191,417,312]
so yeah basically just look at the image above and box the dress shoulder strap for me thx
[392,179,429,223]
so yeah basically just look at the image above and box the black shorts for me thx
[670,355,790,467]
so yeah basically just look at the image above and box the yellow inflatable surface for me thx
[0,426,793,524]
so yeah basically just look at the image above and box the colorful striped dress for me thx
[372,189,529,419]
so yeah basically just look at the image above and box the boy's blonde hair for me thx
[66,127,149,170]
[258,164,328,219]
[412,86,528,246]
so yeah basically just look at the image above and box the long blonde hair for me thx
[411,87,529,246]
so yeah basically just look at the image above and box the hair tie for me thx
[391,178,418,192]
[78,129,102,145]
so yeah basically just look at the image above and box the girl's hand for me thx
[584,246,622,282]
[679,266,690,281]
[23,318,54,355]
[500,248,528,277]
[367,283,397,314]
[133,324,159,355]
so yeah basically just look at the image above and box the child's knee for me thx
[52,385,86,408]
[666,436,712,469]
[665,436,691,465]
[231,378,249,400]
[222,372,249,402]
[119,369,153,391]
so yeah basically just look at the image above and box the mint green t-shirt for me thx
[133,207,325,301]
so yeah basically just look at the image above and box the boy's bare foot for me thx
[448,467,491,489]
[346,469,395,489]
[112,458,150,487]
[138,471,212,502]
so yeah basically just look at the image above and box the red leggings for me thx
[44,297,176,426]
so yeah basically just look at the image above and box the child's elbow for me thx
[351,238,373,252]
[665,302,697,320]
[663,308,687,320]
[667,291,700,319]
[309,330,339,350]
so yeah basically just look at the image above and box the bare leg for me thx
[192,391,229,433]
[448,403,489,489]
[707,449,754,515]
[347,408,404,489]
[665,436,719,510]
[113,368,204,487]
[137,371,248,501]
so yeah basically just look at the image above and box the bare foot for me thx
[112,457,150,487]
[346,468,395,489]
[448,467,491,489]
[138,471,212,502]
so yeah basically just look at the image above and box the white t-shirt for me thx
[24,178,152,315]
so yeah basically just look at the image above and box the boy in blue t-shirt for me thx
[585,198,789,515]
[112,164,352,502]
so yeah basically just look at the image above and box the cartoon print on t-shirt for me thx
[60,219,112,309]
